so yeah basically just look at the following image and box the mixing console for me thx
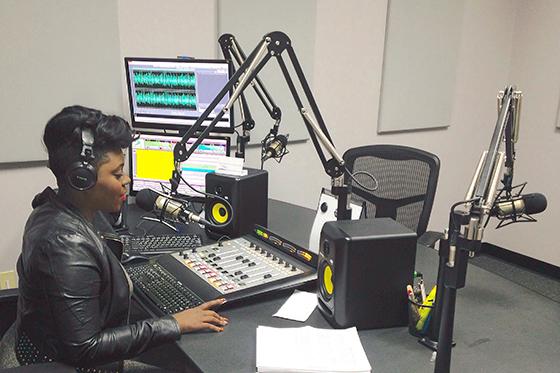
[126,226,317,316]
[170,237,304,294]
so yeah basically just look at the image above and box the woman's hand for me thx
[172,298,228,333]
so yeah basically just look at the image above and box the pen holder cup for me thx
[407,298,435,338]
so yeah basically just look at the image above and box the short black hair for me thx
[43,105,134,186]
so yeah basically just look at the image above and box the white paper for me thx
[214,156,247,176]
[256,325,372,373]
[273,290,318,322]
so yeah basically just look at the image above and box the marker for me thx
[406,284,415,302]
[406,284,420,323]
[416,286,437,332]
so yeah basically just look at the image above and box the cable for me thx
[217,235,231,245]
[345,168,379,192]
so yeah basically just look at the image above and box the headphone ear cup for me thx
[66,161,97,191]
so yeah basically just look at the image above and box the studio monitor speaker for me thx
[317,218,417,329]
[205,168,268,238]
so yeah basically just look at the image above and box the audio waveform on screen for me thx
[133,70,196,88]
[135,91,197,109]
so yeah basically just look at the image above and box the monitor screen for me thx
[125,58,233,132]
[129,133,230,197]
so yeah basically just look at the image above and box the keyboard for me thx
[121,233,202,256]
[127,261,203,315]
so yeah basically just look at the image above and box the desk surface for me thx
[130,199,560,373]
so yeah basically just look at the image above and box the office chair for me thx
[343,144,441,246]
[0,288,19,368]
[0,289,75,372]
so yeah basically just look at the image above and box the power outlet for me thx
[0,270,17,290]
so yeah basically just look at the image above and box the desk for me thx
[129,199,560,373]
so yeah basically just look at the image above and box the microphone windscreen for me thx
[276,134,288,146]
[524,193,547,215]
[135,189,158,212]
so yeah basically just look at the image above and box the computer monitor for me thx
[125,57,233,132]
[129,133,230,198]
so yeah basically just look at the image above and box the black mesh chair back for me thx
[343,144,440,237]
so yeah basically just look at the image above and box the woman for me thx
[13,106,228,372]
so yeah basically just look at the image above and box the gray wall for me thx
[1,0,558,272]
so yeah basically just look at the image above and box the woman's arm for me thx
[37,232,181,366]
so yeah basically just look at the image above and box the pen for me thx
[419,278,427,302]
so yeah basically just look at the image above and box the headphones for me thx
[66,126,97,191]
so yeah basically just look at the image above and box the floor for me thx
[470,253,560,303]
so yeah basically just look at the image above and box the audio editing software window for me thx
[130,134,230,197]
[125,58,233,132]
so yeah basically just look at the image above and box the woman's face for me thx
[85,150,130,213]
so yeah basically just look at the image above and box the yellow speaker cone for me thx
[323,264,333,295]
[211,202,229,224]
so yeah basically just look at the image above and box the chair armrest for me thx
[418,230,444,249]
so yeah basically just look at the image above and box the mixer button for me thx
[291,265,297,271]
[208,253,216,257]
[264,274,272,279]
[240,274,249,279]
[234,271,243,275]
[278,259,284,264]
[242,259,250,263]
[248,262,256,267]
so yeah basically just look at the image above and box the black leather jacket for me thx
[15,188,181,370]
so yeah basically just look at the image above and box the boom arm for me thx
[172,31,351,219]
[433,86,523,373]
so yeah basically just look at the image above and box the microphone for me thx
[262,134,288,162]
[136,189,211,226]
[491,193,547,218]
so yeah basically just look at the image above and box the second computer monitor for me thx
[129,133,230,198]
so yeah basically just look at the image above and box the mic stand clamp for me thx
[235,117,255,159]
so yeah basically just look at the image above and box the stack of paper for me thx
[256,326,372,372]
